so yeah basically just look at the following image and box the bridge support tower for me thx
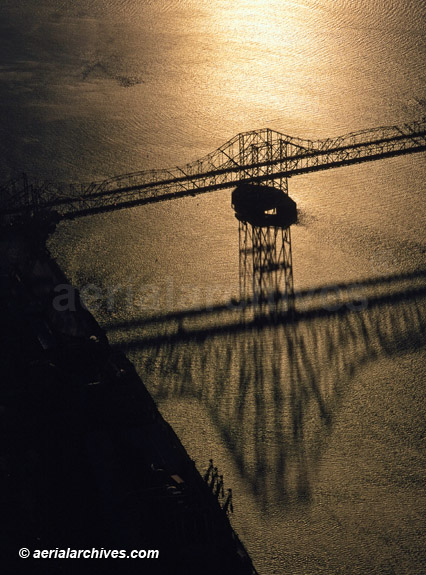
[238,221,294,317]
[232,178,296,318]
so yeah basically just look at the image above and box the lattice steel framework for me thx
[236,160,295,317]
[1,119,425,219]
[239,221,294,317]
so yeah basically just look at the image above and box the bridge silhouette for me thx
[2,119,424,515]
[103,270,426,512]
[1,119,425,220]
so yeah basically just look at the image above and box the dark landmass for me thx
[0,215,257,574]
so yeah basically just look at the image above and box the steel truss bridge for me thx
[1,118,425,220]
[1,118,425,315]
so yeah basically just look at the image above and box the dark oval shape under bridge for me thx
[232,183,297,228]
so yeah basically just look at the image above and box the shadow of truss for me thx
[106,272,426,511]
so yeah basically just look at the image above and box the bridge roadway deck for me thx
[0,120,425,220]
[63,142,426,220]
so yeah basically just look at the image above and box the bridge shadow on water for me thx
[105,271,426,512]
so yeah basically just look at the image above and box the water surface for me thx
[1,1,425,573]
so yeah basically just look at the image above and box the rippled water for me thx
[1,1,425,573]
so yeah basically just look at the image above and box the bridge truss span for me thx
[1,118,425,219]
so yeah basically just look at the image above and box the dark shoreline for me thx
[0,217,257,574]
